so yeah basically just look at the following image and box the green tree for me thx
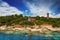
[36,16,40,20]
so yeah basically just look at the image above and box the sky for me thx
[0,0,60,18]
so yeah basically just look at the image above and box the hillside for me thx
[0,14,60,28]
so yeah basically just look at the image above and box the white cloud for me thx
[53,14,60,18]
[0,2,23,16]
[27,3,52,17]
[26,2,60,18]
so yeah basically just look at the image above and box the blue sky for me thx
[0,0,60,18]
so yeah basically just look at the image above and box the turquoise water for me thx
[0,32,60,40]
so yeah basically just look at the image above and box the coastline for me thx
[0,24,60,37]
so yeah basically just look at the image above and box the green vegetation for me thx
[0,14,60,27]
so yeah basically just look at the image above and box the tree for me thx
[36,16,40,20]
[19,14,23,17]
[20,21,34,26]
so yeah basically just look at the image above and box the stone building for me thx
[28,17,36,22]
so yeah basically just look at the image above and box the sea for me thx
[0,32,60,40]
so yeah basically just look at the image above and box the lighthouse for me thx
[47,13,49,19]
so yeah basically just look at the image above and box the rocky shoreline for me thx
[0,24,60,34]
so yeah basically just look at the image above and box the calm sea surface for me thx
[0,32,60,40]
